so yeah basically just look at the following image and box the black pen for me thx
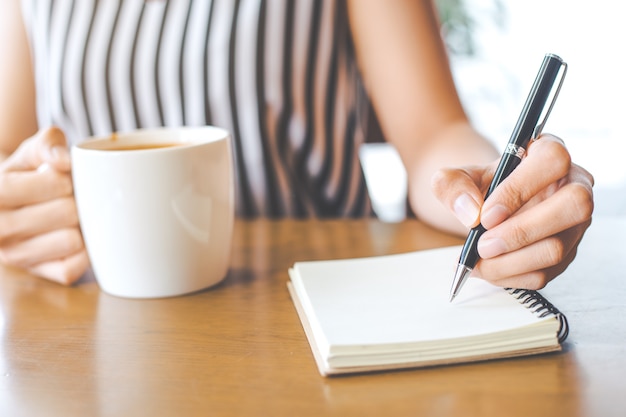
[449,53,568,302]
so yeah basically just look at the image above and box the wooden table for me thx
[0,217,624,417]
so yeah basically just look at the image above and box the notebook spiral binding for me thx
[506,288,569,343]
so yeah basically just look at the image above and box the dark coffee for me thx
[104,143,183,151]
[99,132,185,151]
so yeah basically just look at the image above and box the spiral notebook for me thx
[287,245,568,376]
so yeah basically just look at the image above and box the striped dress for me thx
[21,0,376,218]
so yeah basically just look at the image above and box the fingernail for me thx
[481,204,509,229]
[50,145,70,164]
[453,194,480,227]
[37,162,52,173]
[478,236,507,258]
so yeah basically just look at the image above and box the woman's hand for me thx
[0,127,89,284]
[432,134,594,289]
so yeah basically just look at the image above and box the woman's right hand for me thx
[0,126,89,284]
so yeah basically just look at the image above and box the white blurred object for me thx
[359,143,408,223]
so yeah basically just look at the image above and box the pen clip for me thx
[532,61,568,140]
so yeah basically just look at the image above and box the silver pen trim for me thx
[449,265,473,302]
[504,143,526,159]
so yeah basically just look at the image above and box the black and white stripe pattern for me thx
[21,0,373,218]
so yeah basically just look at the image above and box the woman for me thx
[0,0,593,288]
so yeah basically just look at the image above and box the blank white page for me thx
[290,246,555,349]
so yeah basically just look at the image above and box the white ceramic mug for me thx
[72,126,234,298]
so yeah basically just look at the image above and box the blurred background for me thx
[444,0,626,217]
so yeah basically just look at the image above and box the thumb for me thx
[431,166,488,228]
[5,126,71,172]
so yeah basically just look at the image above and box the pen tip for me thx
[449,265,472,303]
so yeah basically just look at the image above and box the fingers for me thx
[27,250,91,286]
[0,167,73,208]
[0,196,79,244]
[474,220,589,289]
[431,135,579,231]
[0,227,85,268]
[2,126,71,172]
[477,165,594,259]
[0,126,86,286]
[477,177,593,258]
[431,163,496,228]
[480,134,573,229]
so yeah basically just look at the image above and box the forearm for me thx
[347,0,497,233]
[347,0,466,154]
[0,0,39,156]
